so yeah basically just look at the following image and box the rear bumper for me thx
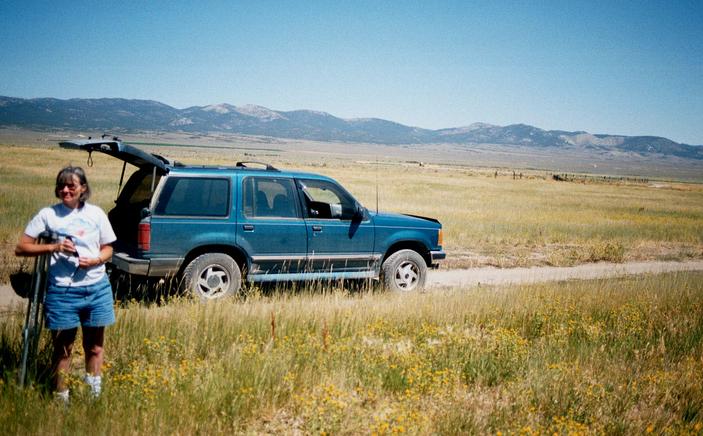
[110,252,183,277]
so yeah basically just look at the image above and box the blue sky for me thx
[1,1,702,144]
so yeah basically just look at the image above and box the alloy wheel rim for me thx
[394,260,419,291]
[197,265,230,298]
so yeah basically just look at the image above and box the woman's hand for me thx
[78,245,112,269]
[56,238,77,256]
[78,257,102,268]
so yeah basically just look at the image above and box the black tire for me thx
[182,253,241,300]
[381,249,427,292]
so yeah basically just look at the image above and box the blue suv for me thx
[60,139,445,299]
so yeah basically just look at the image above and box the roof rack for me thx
[235,161,279,171]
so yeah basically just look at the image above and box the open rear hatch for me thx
[59,139,171,171]
[59,139,171,252]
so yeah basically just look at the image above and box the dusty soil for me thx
[426,259,703,288]
[2,260,702,315]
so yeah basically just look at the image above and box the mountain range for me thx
[1,96,701,160]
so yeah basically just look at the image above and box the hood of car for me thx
[370,210,441,228]
[59,139,171,171]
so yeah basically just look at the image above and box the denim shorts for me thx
[44,276,115,330]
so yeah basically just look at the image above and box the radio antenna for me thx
[375,155,379,214]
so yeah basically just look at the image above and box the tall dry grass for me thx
[311,162,703,267]
[2,142,702,433]
[1,143,702,282]
[1,271,702,434]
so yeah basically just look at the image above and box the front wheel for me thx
[381,249,427,292]
[182,253,241,301]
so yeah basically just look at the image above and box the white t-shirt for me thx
[24,202,117,287]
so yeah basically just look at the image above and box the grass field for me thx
[1,140,703,434]
[1,143,702,281]
[1,272,702,434]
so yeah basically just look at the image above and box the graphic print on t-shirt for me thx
[57,216,100,258]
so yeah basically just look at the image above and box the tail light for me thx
[138,222,151,251]
[437,229,444,247]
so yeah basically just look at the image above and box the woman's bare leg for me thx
[52,328,77,392]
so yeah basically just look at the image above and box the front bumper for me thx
[430,249,446,267]
[110,252,183,277]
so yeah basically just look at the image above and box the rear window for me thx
[242,176,299,218]
[154,177,230,217]
[127,171,160,205]
[115,169,161,207]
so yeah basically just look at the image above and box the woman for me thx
[15,166,116,403]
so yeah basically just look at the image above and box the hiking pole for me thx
[18,231,52,387]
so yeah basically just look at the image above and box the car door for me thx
[235,175,308,276]
[296,178,376,273]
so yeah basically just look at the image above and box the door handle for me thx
[243,224,255,231]
[312,225,323,232]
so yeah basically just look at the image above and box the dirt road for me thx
[426,259,703,288]
[2,260,702,313]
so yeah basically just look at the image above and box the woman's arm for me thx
[15,234,66,257]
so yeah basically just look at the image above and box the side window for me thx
[242,177,299,218]
[154,177,230,217]
[298,179,356,220]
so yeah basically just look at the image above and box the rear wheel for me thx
[381,249,427,292]
[182,253,241,300]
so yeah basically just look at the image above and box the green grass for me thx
[1,272,702,434]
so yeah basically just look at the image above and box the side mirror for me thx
[354,203,366,219]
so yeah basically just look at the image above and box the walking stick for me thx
[18,231,52,387]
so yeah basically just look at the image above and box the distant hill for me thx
[1,96,701,160]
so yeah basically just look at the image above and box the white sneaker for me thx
[54,389,70,406]
[84,374,102,398]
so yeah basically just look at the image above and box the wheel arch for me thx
[382,240,431,267]
[179,244,249,276]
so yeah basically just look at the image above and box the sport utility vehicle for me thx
[60,139,445,299]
